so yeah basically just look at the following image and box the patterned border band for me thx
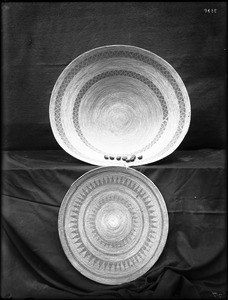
[53,49,186,159]
[72,69,168,155]
[64,174,162,277]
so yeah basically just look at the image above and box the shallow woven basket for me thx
[58,166,169,285]
[49,45,190,166]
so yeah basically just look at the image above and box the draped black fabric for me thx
[1,2,227,150]
[1,150,226,299]
[1,2,227,299]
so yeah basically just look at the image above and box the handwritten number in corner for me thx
[204,8,217,14]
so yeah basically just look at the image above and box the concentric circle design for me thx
[49,45,191,166]
[58,167,169,285]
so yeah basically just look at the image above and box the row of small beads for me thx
[104,155,143,162]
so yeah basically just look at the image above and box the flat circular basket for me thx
[58,166,169,285]
[50,45,190,166]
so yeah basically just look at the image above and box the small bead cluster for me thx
[104,155,143,162]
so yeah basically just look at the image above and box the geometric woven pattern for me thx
[58,167,169,284]
[50,45,191,166]
[72,70,168,155]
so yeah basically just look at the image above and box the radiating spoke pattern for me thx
[58,167,169,285]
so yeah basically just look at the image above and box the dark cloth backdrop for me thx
[1,2,226,150]
[1,150,226,299]
[1,2,227,300]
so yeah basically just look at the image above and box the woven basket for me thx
[50,45,190,166]
[58,166,169,285]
